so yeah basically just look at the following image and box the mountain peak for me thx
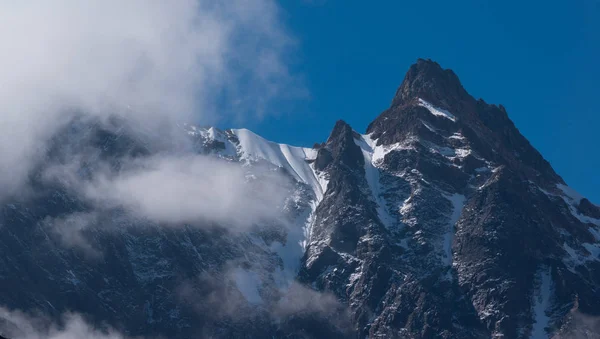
[328,120,353,141]
[314,120,363,171]
[391,58,469,108]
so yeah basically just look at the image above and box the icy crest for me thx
[418,98,456,122]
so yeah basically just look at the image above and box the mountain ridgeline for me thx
[0,59,599,338]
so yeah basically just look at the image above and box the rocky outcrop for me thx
[302,59,600,338]
[0,60,598,339]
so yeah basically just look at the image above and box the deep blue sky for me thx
[230,1,600,202]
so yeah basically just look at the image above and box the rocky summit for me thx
[0,59,599,338]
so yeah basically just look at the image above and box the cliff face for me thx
[302,59,599,338]
[0,60,598,339]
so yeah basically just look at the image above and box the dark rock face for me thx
[0,59,599,339]
[317,120,365,170]
[302,59,600,338]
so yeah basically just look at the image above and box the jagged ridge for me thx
[0,59,599,339]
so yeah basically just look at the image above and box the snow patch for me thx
[556,184,600,226]
[589,227,600,242]
[454,148,471,158]
[355,134,396,228]
[541,185,600,261]
[449,133,465,140]
[270,173,329,289]
[557,184,585,203]
[428,145,455,157]
[425,141,471,159]
[271,225,306,288]
[562,241,600,271]
[347,268,363,287]
[530,268,553,339]
[400,186,421,227]
[418,98,456,122]
[442,193,466,268]
[583,243,600,261]
[400,196,413,215]
[185,124,238,157]
[357,133,417,165]
[421,120,438,133]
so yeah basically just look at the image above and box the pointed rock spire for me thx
[314,120,363,170]
[391,58,469,108]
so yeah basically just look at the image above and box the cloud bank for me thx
[0,2,325,338]
[0,0,301,198]
[78,154,291,227]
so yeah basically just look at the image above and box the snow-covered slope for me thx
[184,125,333,296]
[231,128,327,201]
[186,125,328,202]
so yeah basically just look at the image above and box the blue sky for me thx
[225,0,600,202]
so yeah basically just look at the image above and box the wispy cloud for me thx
[0,308,142,339]
[0,1,318,337]
[175,267,352,337]
[0,0,302,246]
[0,0,302,199]
[46,154,293,228]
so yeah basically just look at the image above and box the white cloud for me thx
[0,2,319,336]
[0,308,136,339]
[80,154,292,228]
[0,0,301,198]
[37,150,293,257]
[175,266,350,329]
